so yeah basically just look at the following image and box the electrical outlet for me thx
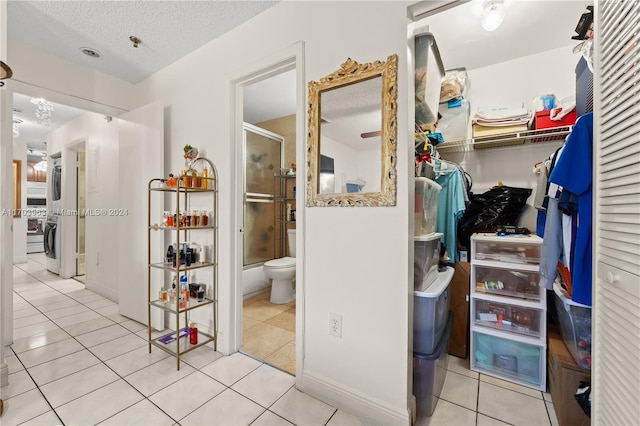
[329,312,342,338]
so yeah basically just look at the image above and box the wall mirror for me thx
[307,54,398,206]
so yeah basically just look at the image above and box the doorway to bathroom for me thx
[240,70,297,374]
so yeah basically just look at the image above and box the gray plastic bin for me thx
[413,312,453,418]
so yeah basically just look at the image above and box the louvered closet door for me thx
[594,1,640,424]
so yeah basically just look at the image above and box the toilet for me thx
[263,229,296,304]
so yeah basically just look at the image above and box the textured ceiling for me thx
[8,1,278,84]
[243,69,296,124]
[424,1,589,71]
[8,1,589,152]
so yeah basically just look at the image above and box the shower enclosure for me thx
[243,123,284,267]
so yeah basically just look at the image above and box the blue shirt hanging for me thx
[435,160,466,263]
[548,113,593,306]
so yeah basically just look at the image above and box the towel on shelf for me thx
[473,106,532,127]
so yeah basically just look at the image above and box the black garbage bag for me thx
[457,186,532,249]
[575,381,591,418]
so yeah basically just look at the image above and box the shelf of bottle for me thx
[149,297,214,314]
[149,261,216,272]
[150,185,217,193]
[150,329,216,357]
[436,126,572,154]
[148,225,217,231]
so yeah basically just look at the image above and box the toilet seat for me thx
[264,257,295,269]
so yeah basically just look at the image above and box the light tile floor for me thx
[242,289,296,375]
[1,254,559,425]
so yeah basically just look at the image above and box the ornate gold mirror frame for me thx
[306,54,398,207]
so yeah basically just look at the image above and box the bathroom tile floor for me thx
[242,289,296,375]
[3,254,559,425]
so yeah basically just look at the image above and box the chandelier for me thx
[34,157,48,172]
[30,97,54,125]
[13,118,22,138]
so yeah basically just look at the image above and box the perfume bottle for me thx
[189,323,198,344]
[179,275,188,309]
[166,244,174,264]
[169,282,177,305]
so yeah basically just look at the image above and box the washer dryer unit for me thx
[44,215,61,274]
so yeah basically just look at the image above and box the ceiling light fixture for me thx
[30,97,54,126]
[80,47,101,58]
[481,1,506,32]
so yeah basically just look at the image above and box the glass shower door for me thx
[243,123,284,267]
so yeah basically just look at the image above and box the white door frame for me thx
[226,42,305,383]
[65,138,87,279]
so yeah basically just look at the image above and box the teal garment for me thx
[435,160,466,262]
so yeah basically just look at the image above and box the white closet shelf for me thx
[437,125,573,153]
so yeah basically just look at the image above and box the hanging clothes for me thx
[533,145,563,237]
[434,159,466,263]
[548,112,593,306]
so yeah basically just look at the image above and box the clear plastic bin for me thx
[473,331,543,388]
[414,32,445,126]
[553,283,592,370]
[472,299,543,338]
[473,265,542,301]
[414,267,453,354]
[438,99,470,143]
[415,178,441,236]
[414,233,443,291]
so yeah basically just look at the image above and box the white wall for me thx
[357,148,382,193]
[134,1,412,422]
[321,134,358,193]
[8,41,134,115]
[48,112,121,300]
[13,139,27,263]
[442,45,578,233]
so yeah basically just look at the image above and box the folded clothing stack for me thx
[472,107,532,138]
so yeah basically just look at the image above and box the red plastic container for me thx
[534,109,577,129]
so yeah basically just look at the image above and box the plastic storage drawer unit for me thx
[414,266,453,354]
[413,312,453,418]
[473,331,544,389]
[415,177,441,236]
[472,299,543,339]
[473,233,542,264]
[553,283,592,370]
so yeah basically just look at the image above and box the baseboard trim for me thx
[85,281,118,303]
[301,371,409,425]
[13,256,28,264]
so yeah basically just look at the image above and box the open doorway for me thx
[239,69,297,375]
[70,143,86,282]
[12,92,85,268]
